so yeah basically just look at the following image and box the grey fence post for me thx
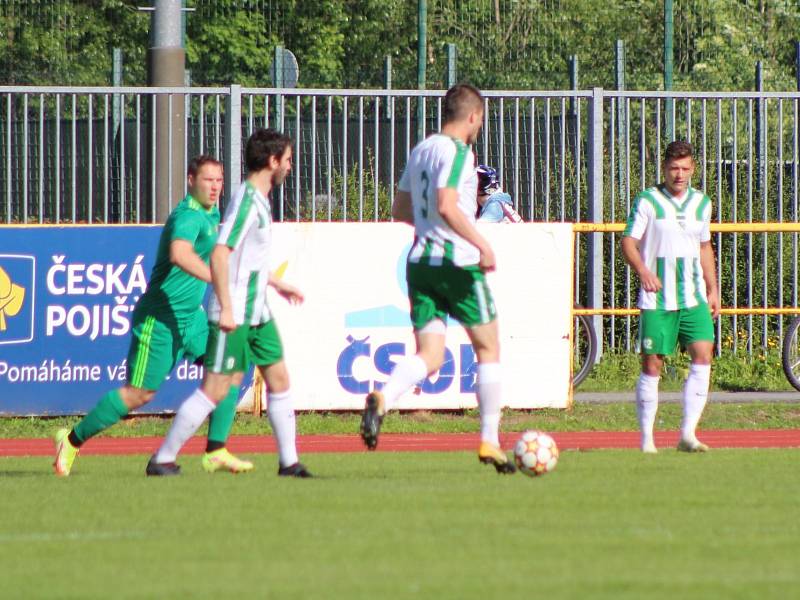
[225,85,242,215]
[274,45,284,131]
[446,43,457,88]
[587,87,605,359]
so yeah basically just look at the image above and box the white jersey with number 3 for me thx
[209,181,274,326]
[398,134,479,267]
[624,185,712,311]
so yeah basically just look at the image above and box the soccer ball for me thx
[513,430,559,477]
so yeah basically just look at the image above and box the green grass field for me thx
[2,401,799,439]
[1,450,798,599]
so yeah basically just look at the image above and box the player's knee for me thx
[641,354,663,376]
[261,363,290,393]
[418,348,445,374]
[120,386,154,409]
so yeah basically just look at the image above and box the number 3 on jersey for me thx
[420,170,430,219]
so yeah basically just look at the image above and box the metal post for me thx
[112,48,123,141]
[446,43,457,88]
[148,0,185,222]
[615,40,626,212]
[385,55,393,118]
[569,55,578,117]
[587,87,605,359]
[224,85,242,215]
[664,0,674,142]
[274,45,284,131]
[796,41,800,91]
[417,0,427,142]
[756,61,768,347]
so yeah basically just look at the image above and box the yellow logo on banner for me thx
[0,265,26,331]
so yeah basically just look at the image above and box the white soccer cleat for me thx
[641,437,658,454]
[676,437,710,453]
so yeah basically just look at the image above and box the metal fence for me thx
[2,85,799,356]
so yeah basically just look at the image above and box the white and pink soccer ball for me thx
[513,430,559,477]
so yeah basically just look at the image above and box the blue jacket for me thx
[477,192,520,223]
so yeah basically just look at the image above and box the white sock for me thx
[477,363,502,446]
[636,373,660,446]
[380,354,428,412]
[267,389,299,468]
[681,363,711,442]
[155,388,216,463]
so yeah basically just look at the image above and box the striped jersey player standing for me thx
[621,140,720,454]
[149,128,312,477]
[360,83,515,474]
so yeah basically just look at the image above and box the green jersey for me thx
[135,195,220,324]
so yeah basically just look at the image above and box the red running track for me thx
[2,430,799,457]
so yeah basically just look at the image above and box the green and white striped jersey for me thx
[208,181,274,326]
[624,185,712,311]
[398,134,479,267]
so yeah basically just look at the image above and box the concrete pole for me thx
[148,0,185,222]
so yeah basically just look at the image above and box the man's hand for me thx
[270,279,304,305]
[479,245,496,273]
[637,268,662,293]
[218,307,236,332]
[706,287,721,319]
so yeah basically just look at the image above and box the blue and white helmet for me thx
[476,164,501,195]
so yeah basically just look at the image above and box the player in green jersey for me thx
[53,156,251,476]
[621,140,720,454]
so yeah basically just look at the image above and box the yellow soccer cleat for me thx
[478,441,516,474]
[53,428,79,477]
[201,448,254,474]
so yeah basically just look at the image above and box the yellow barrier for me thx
[572,222,800,233]
[570,222,800,318]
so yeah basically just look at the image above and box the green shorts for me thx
[406,262,497,330]
[204,319,284,375]
[639,303,715,355]
[126,308,208,390]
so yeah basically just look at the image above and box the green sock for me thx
[207,385,239,446]
[72,389,129,444]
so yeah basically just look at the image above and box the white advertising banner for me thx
[265,223,573,410]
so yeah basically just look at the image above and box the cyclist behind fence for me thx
[475,164,523,223]
[621,140,720,454]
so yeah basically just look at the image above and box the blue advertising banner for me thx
[0,226,217,415]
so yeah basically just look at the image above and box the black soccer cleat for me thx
[145,456,181,477]
[278,462,313,478]
[360,390,385,451]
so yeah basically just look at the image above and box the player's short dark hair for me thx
[443,84,484,124]
[664,140,694,163]
[187,154,222,178]
[245,128,293,173]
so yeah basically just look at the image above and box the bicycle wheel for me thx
[781,316,800,392]
[573,310,598,388]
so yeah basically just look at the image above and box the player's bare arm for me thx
[170,239,212,283]
[699,240,720,319]
[210,244,236,332]
[437,187,496,272]
[268,273,304,305]
[391,190,414,225]
[621,236,662,292]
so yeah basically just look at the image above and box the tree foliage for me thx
[1,0,798,91]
